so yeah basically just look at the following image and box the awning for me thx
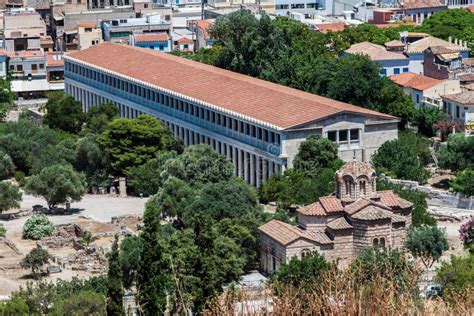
[11,79,50,93]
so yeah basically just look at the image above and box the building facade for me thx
[259,160,413,272]
[64,43,399,186]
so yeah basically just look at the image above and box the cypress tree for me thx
[106,235,125,316]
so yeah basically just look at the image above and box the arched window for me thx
[360,181,366,195]
[380,237,386,248]
[301,249,310,258]
[373,238,379,247]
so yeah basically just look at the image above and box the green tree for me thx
[405,225,449,268]
[126,152,176,196]
[119,236,143,289]
[29,139,77,176]
[435,253,474,303]
[413,107,445,137]
[74,135,109,189]
[20,247,51,277]
[451,169,474,197]
[43,92,86,134]
[372,138,429,183]
[437,133,474,172]
[0,151,15,180]
[80,231,94,247]
[273,252,328,288]
[0,295,29,316]
[23,214,54,240]
[50,290,106,316]
[106,235,124,316]
[0,77,15,121]
[0,181,22,213]
[84,103,119,135]
[293,135,340,176]
[0,222,6,237]
[25,164,86,209]
[98,114,183,176]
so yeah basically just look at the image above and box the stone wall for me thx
[327,229,354,262]
[352,219,392,254]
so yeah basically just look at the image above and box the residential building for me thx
[64,43,399,186]
[398,0,447,24]
[445,0,474,9]
[3,8,46,52]
[103,14,172,44]
[259,160,413,272]
[174,36,193,52]
[130,33,170,52]
[313,22,346,33]
[344,41,410,77]
[191,19,216,50]
[46,52,64,91]
[423,46,467,80]
[405,36,470,74]
[7,49,49,98]
[0,52,8,78]
[78,22,102,51]
[390,72,461,108]
[274,0,325,17]
[442,91,474,129]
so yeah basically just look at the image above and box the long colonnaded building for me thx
[64,43,399,186]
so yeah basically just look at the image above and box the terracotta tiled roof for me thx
[6,50,44,58]
[298,201,326,216]
[327,217,353,230]
[385,40,404,48]
[177,37,193,44]
[135,33,169,43]
[351,205,393,221]
[259,220,332,245]
[468,5,474,13]
[406,36,469,54]
[458,73,474,82]
[441,91,474,105]
[319,196,344,213]
[46,52,64,68]
[195,19,213,40]
[336,160,375,179]
[373,24,402,29]
[377,190,413,209]
[391,213,407,223]
[67,43,397,130]
[344,198,372,215]
[400,0,445,9]
[390,72,443,91]
[314,22,346,33]
[346,42,407,61]
[78,21,97,28]
[464,83,474,91]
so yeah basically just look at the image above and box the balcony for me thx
[423,96,443,108]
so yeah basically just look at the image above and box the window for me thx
[403,67,409,73]
[328,131,337,142]
[339,130,348,143]
[373,238,379,247]
[17,65,23,72]
[85,28,92,32]
[360,181,366,195]
[159,46,164,51]
[456,105,460,118]
[393,68,400,75]
[416,94,420,104]
[183,44,189,49]
[380,237,386,248]
[379,69,387,76]
[291,3,305,8]
[275,4,289,9]
[350,129,359,143]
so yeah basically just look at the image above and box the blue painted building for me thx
[130,33,171,52]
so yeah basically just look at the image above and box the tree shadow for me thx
[20,272,48,280]
[432,178,451,190]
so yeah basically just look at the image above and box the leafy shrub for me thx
[459,218,474,249]
[23,214,54,240]
[14,170,26,187]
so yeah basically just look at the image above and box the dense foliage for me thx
[25,164,86,209]
[106,235,124,316]
[0,151,15,180]
[405,225,449,268]
[0,181,22,213]
[22,214,54,240]
[43,92,86,134]
[0,77,15,121]
[437,133,474,172]
[436,253,474,304]
[273,252,328,289]
[20,247,51,276]
[451,169,474,197]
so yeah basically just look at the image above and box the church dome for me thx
[336,160,375,180]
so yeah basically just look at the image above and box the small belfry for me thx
[259,160,413,273]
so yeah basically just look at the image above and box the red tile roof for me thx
[177,37,193,44]
[259,220,332,246]
[6,50,44,58]
[401,0,445,9]
[441,91,474,105]
[351,205,393,221]
[78,21,97,28]
[46,52,64,68]
[195,19,213,40]
[298,201,326,216]
[346,42,407,61]
[327,217,353,230]
[390,72,443,91]
[67,43,396,130]
[377,190,412,209]
[314,22,346,33]
[319,196,344,213]
[467,5,474,13]
[135,33,169,43]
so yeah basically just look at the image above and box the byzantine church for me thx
[259,160,413,272]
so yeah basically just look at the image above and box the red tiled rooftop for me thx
[67,43,396,129]
[78,21,97,28]
[401,0,445,9]
[6,50,44,58]
[390,72,443,91]
[259,220,332,246]
[177,37,193,44]
[46,52,64,68]
[135,33,169,43]
[442,91,474,105]
[195,19,213,40]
